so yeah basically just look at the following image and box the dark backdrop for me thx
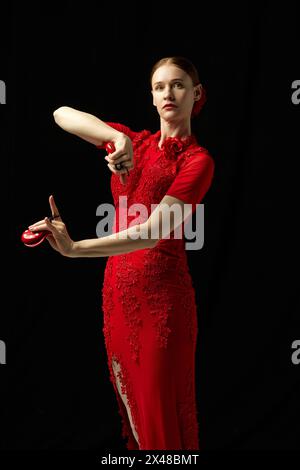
[1,1,299,453]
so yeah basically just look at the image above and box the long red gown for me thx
[97,122,215,450]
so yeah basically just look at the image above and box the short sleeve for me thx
[95,122,140,149]
[165,152,215,213]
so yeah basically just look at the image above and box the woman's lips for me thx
[163,104,177,109]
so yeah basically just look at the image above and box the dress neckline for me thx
[153,130,197,151]
[151,130,197,161]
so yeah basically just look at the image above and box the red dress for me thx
[97,123,215,450]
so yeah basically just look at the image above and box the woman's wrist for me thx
[68,238,106,258]
[68,240,81,258]
[111,131,127,146]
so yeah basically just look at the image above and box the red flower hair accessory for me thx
[191,84,207,118]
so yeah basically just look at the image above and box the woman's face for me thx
[151,64,200,121]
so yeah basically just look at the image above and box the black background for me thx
[1,0,299,454]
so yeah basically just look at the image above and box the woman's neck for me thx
[158,119,191,149]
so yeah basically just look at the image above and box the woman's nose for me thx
[163,86,174,99]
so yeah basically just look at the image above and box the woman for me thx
[28,56,215,450]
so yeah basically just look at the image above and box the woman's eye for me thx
[154,83,183,90]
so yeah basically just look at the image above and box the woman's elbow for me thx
[53,106,78,130]
[53,106,70,122]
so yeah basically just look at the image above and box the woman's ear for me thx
[194,84,202,102]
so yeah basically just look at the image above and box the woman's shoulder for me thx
[175,140,215,178]
[185,139,214,164]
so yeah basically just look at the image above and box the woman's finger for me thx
[105,154,129,164]
[28,218,46,228]
[111,153,128,162]
[29,223,47,230]
[109,150,127,160]
[107,163,119,175]
[45,217,62,234]
[30,218,59,233]
[119,161,133,169]
[49,195,61,219]
[29,220,60,230]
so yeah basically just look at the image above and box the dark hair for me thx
[150,56,200,87]
[149,56,206,118]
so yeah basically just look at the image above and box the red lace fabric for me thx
[97,123,215,450]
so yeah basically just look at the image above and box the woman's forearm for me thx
[53,106,122,146]
[70,223,155,258]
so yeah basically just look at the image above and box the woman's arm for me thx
[28,195,190,258]
[71,223,154,257]
[53,106,123,146]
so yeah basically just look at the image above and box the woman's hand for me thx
[28,195,75,257]
[104,133,134,183]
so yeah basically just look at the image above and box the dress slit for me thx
[108,351,142,450]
